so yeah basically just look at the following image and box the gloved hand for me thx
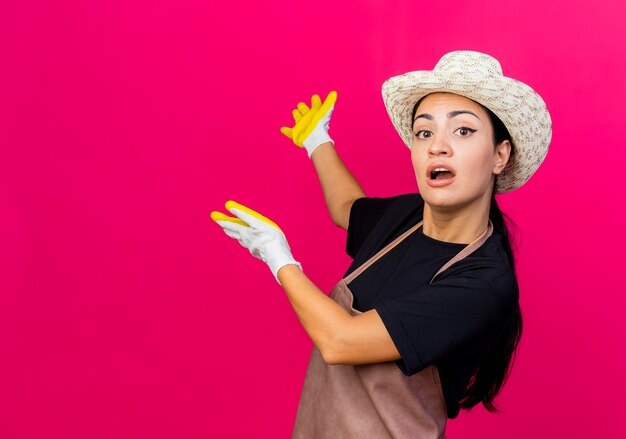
[210,200,303,285]
[280,90,337,159]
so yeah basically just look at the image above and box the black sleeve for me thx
[375,272,514,376]
[345,196,399,259]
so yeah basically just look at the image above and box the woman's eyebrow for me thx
[413,110,480,122]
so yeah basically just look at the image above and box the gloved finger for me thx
[225,200,284,234]
[211,211,250,240]
[311,94,322,110]
[218,226,252,251]
[297,102,310,115]
[214,217,250,234]
[225,200,280,231]
[292,109,302,122]
[213,217,252,244]
[221,225,244,242]
[210,211,249,227]
[291,122,304,147]
[299,115,325,146]
[280,126,293,140]
[292,108,316,146]
[320,90,338,113]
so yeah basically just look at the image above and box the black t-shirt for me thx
[344,193,519,419]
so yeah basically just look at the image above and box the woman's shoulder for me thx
[469,233,519,306]
[350,192,424,231]
[354,192,424,213]
[437,232,519,308]
[390,192,425,209]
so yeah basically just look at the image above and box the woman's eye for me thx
[456,127,477,136]
[414,130,432,139]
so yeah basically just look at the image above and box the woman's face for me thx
[410,92,510,212]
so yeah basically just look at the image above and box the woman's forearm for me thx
[277,264,353,363]
[310,142,365,230]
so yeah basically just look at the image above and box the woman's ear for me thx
[493,140,512,175]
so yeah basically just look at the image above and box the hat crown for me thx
[434,50,503,77]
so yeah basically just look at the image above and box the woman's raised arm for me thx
[310,142,365,230]
[279,91,365,230]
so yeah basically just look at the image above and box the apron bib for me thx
[292,219,493,438]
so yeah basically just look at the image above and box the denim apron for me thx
[292,219,494,438]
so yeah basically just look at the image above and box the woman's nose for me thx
[427,134,452,156]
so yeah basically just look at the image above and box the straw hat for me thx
[381,50,552,193]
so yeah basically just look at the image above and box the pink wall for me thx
[6,0,626,437]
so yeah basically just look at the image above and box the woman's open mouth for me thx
[426,165,456,187]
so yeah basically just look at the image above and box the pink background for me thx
[5,0,626,437]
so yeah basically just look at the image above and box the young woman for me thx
[210,50,552,438]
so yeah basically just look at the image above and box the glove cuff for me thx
[303,133,334,159]
[272,260,303,286]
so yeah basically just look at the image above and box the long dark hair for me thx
[412,94,523,413]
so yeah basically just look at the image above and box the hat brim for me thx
[382,71,552,193]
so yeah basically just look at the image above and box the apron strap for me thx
[429,220,494,284]
[344,220,423,285]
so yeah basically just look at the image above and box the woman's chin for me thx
[424,198,459,212]
[418,185,459,209]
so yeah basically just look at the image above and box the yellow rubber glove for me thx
[210,200,302,285]
[280,90,337,158]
